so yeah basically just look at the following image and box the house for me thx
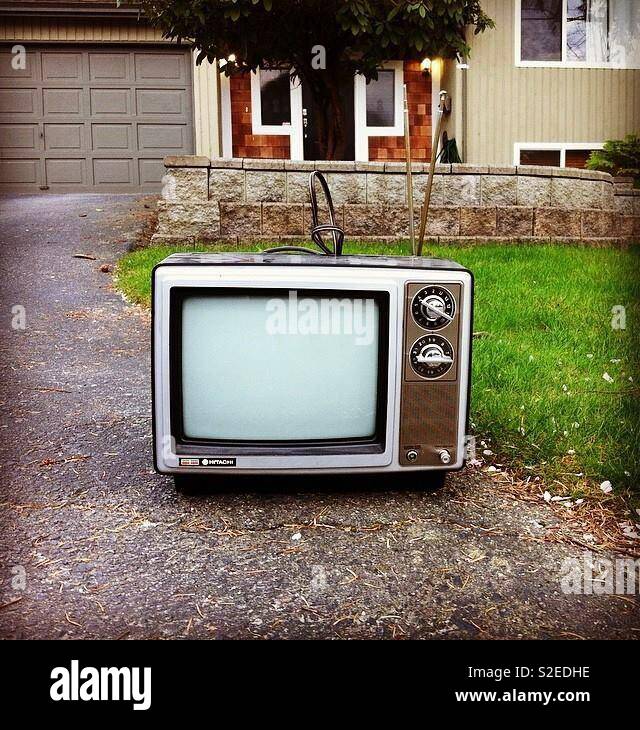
[0,0,638,194]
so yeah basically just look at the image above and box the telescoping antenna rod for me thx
[403,84,416,255]
[417,90,450,257]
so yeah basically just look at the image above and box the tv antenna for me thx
[262,171,345,256]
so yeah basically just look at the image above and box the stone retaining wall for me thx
[153,156,639,246]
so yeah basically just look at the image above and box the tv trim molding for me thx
[153,157,639,247]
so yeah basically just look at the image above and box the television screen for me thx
[179,291,383,442]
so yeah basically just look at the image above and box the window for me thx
[517,0,640,68]
[258,69,291,126]
[354,61,405,160]
[250,68,293,137]
[565,149,594,168]
[515,143,603,167]
[520,149,562,166]
[245,68,303,158]
[366,70,396,127]
[521,0,563,62]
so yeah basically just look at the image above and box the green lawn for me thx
[116,241,640,498]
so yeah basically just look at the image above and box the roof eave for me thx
[0,6,142,19]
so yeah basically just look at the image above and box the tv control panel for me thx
[399,282,464,467]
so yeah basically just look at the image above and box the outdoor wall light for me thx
[420,57,431,75]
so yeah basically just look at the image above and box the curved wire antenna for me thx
[309,170,345,256]
[262,170,345,256]
[261,245,320,255]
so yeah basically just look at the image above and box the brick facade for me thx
[230,74,291,159]
[369,61,432,162]
[230,61,431,162]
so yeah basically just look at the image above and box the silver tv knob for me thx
[438,449,452,465]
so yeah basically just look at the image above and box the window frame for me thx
[515,0,640,69]
[246,67,303,159]
[514,141,605,167]
[354,61,405,161]
[250,67,295,135]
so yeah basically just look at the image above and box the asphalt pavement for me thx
[0,194,637,639]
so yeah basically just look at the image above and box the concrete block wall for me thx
[153,156,638,246]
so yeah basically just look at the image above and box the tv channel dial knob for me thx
[410,334,454,379]
[412,286,455,330]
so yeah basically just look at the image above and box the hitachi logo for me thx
[49,660,151,711]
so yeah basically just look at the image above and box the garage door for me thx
[0,45,194,193]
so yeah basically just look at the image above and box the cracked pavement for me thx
[0,194,638,639]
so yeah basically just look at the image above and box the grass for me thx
[116,240,640,498]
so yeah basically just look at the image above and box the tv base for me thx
[172,470,447,494]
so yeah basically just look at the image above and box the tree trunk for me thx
[301,67,350,160]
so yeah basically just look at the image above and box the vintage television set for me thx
[152,252,473,491]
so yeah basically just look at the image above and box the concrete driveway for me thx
[0,194,637,639]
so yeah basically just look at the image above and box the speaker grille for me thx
[400,381,459,446]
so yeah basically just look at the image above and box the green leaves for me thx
[139,0,494,89]
[586,135,640,185]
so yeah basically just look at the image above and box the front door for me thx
[302,77,355,161]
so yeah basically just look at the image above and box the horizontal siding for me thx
[0,18,167,43]
[464,0,640,165]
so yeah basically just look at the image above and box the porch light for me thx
[420,57,431,74]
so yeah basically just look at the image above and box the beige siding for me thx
[193,56,221,159]
[0,18,166,43]
[459,0,640,165]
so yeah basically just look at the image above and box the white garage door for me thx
[0,45,194,192]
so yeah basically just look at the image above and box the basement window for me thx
[516,143,603,168]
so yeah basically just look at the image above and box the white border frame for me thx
[514,0,640,70]
[355,61,405,162]
[250,68,294,136]
[250,68,304,160]
[514,141,605,166]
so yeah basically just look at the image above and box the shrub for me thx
[586,134,640,186]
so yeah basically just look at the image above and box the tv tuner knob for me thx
[412,286,455,330]
[422,295,445,320]
[409,334,454,379]
[406,449,418,463]
[438,449,452,465]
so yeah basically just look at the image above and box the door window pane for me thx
[520,149,562,166]
[521,0,563,61]
[366,70,395,127]
[259,69,290,126]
